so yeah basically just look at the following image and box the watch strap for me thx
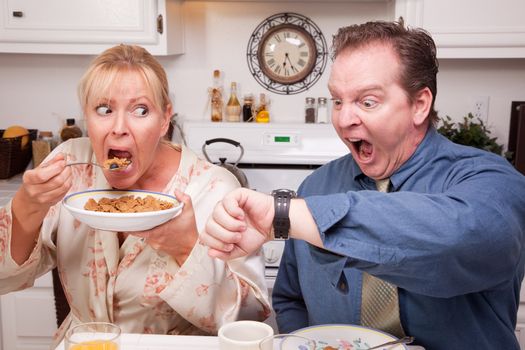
[271,189,296,240]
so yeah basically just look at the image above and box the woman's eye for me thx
[132,106,149,117]
[95,105,112,116]
[362,99,377,108]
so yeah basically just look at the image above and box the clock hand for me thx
[285,53,299,73]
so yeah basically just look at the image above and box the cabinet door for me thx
[0,0,183,55]
[395,0,525,58]
[0,271,57,350]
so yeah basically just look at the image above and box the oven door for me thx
[240,165,315,270]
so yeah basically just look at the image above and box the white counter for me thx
[55,334,219,350]
[54,333,425,350]
[0,173,22,206]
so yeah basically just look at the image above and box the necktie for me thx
[360,178,406,338]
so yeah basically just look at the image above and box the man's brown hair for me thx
[332,18,439,126]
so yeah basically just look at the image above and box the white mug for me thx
[218,320,274,350]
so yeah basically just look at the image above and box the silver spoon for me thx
[66,160,131,171]
[367,336,415,350]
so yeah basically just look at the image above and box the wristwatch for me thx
[271,189,297,240]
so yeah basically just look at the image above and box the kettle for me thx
[202,138,249,188]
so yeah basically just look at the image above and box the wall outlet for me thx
[471,96,490,122]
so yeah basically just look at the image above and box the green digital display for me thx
[274,136,291,143]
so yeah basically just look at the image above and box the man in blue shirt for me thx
[202,19,525,349]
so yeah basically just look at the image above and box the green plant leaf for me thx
[437,113,503,156]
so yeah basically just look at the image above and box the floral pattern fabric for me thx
[0,138,271,348]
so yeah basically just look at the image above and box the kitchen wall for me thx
[1,1,524,148]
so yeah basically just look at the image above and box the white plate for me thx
[63,189,183,232]
[292,324,408,350]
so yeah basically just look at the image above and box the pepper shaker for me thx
[305,97,316,123]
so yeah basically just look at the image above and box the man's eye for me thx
[132,106,149,117]
[362,99,377,108]
[331,98,343,109]
[96,105,112,115]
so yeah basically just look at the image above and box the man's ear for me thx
[413,87,433,126]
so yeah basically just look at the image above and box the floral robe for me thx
[0,138,271,348]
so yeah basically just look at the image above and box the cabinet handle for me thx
[157,14,163,34]
[12,11,24,18]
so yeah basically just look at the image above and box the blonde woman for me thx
[0,44,270,347]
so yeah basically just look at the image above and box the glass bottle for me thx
[210,70,223,122]
[225,82,241,122]
[60,118,82,142]
[242,94,254,122]
[32,131,56,168]
[40,131,56,148]
[305,97,316,123]
[317,97,329,123]
[255,93,270,123]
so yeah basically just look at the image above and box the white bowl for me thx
[63,189,183,232]
[292,324,409,350]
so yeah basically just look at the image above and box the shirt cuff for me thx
[158,242,208,299]
[304,193,350,239]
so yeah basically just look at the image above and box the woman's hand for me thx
[11,153,72,264]
[131,190,198,266]
[17,153,72,210]
[201,188,274,260]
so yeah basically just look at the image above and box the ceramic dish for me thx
[63,189,183,232]
[292,324,408,350]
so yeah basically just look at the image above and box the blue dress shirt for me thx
[273,128,525,349]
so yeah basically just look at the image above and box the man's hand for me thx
[201,188,274,260]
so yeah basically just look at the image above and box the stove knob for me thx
[263,246,279,264]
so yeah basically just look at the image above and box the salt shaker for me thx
[317,97,329,123]
[305,97,316,123]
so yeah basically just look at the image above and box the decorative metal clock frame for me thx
[246,12,328,95]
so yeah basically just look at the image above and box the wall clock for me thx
[246,12,328,95]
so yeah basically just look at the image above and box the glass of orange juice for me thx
[64,322,120,350]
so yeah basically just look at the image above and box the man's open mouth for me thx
[349,139,373,160]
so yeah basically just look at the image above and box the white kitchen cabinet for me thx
[395,0,525,58]
[0,175,57,350]
[0,0,184,55]
[0,272,57,350]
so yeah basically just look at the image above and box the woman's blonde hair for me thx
[78,44,171,114]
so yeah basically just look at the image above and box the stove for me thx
[181,121,348,330]
[182,121,348,269]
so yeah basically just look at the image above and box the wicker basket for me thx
[0,129,38,179]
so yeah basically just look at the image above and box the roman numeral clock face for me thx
[258,24,317,85]
[247,13,327,94]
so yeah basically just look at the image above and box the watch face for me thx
[258,24,316,84]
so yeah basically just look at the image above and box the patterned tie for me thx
[360,178,406,338]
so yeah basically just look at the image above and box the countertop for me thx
[0,173,22,206]
[54,333,424,350]
[55,333,219,350]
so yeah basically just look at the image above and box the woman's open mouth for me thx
[106,149,133,172]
